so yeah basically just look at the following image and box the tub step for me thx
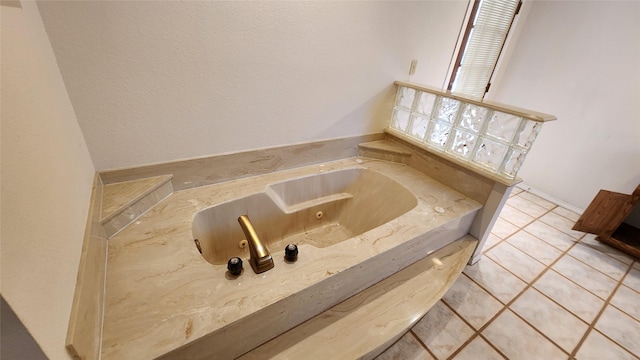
[358,140,412,163]
[266,188,353,214]
[101,174,173,238]
[239,235,477,360]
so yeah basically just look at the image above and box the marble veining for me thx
[101,175,173,221]
[101,157,481,359]
[239,237,477,360]
[101,180,173,238]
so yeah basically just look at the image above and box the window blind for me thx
[451,0,520,99]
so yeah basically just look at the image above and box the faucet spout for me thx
[237,215,274,274]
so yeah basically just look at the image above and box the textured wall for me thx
[1,2,95,359]
[488,0,640,209]
[37,1,468,171]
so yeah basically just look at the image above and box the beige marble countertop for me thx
[101,157,481,359]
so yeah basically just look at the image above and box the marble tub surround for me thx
[101,158,481,359]
[66,175,108,359]
[359,134,514,264]
[240,236,477,360]
[99,133,383,191]
[101,175,174,238]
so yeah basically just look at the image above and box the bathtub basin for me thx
[192,168,418,265]
[101,158,482,360]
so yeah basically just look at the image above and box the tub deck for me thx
[101,157,482,359]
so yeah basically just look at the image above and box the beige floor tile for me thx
[481,233,503,253]
[524,221,576,251]
[490,218,520,240]
[443,275,503,330]
[517,192,556,210]
[509,187,524,197]
[552,206,581,222]
[507,230,563,266]
[553,255,618,300]
[634,262,640,270]
[510,288,588,352]
[539,212,584,239]
[611,285,640,322]
[485,242,545,283]
[452,337,504,360]
[463,258,527,304]
[506,195,549,218]
[482,310,566,359]
[412,301,475,360]
[623,268,640,293]
[376,332,434,360]
[498,204,535,228]
[575,330,637,360]
[568,243,629,280]
[595,305,640,356]
[533,270,604,323]
[581,234,635,265]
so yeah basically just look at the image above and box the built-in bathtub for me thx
[193,168,417,265]
[100,158,482,360]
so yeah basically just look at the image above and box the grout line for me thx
[579,237,636,267]
[450,203,584,357]
[407,193,639,360]
[476,333,510,360]
[518,184,585,214]
[562,247,630,282]
[569,263,636,358]
[409,329,438,359]
[469,237,582,356]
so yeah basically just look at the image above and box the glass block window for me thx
[409,115,430,140]
[388,85,544,180]
[435,98,461,123]
[415,92,437,117]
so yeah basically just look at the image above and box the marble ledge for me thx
[384,129,522,188]
[99,133,384,191]
[101,179,173,238]
[239,236,477,360]
[66,174,108,360]
[101,174,173,221]
[394,80,557,123]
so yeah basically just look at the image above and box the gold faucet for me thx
[237,215,274,274]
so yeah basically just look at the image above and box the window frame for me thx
[446,0,522,99]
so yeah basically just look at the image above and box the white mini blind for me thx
[451,0,520,99]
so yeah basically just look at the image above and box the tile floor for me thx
[377,187,640,360]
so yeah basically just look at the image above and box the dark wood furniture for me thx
[573,184,640,259]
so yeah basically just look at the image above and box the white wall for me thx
[36,1,468,171]
[488,0,640,209]
[1,2,95,359]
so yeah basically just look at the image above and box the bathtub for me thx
[192,168,418,266]
[101,158,482,360]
